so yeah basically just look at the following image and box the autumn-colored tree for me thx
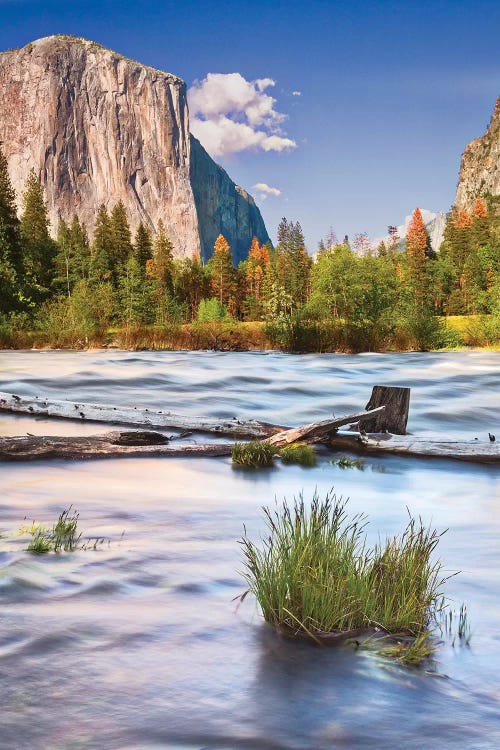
[208,233,236,305]
[454,208,472,230]
[471,197,490,250]
[405,208,428,304]
[472,197,487,219]
[245,236,270,300]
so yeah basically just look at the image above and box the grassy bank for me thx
[1,315,499,353]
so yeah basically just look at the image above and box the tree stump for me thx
[358,385,410,435]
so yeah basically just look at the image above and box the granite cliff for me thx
[0,35,270,262]
[455,97,500,209]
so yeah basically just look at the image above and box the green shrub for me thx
[197,297,231,322]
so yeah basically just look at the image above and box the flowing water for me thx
[1,350,500,749]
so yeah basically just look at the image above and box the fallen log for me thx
[0,431,234,461]
[330,431,500,464]
[0,391,281,439]
[266,407,386,448]
[0,408,386,461]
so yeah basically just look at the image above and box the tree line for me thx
[1,146,499,350]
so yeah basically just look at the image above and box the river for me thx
[1,350,500,749]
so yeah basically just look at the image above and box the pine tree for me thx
[208,234,236,305]
[0,148,23,312]
[274,219,311,307]
[55,218,72,295]
[119,254,153,326]
[109,201,132,280]
[69,215,90,280]
[174,256,209,320]
[150,220,174,293]
[134,221,153,268]
[55,215,91,294]
[405,207,428,304]
[90,204,112,283]
[0,147,22,277]
[20,169,56,300]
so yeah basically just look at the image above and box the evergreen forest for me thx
[1,148,499,352]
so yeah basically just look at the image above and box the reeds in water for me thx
[240,489,449,663]
[232,441,277,467]
[279,443,317,466]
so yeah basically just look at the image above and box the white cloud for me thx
[188,72,297,158]
[253,182,281,197]
[292,90,302,97]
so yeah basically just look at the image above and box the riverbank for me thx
[1,315,499,353]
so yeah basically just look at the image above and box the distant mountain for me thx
[0,35,269,262]
[455,96,500,208]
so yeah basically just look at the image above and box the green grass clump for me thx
[279,443,317,466]
[232,441,276,467]
[240,490,449,664]
[333,455,365,470]
[24,508,82,554]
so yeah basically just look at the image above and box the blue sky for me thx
[1,0,499,249]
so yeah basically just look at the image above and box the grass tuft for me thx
[333,455,365,470]
[24,507,83,554]
[279,443,317,466]
[239,489,451,664]
[232,441,276,468]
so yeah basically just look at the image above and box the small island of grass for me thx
[240,489,456,665]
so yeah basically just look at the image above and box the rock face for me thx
[425,211,447,252]
[0,36,270,262]
[190,135,270,262]
[455,97,500,209]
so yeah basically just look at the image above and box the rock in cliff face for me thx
[0,36,270,261]
[190,135,270,263]
[455,97,500,209]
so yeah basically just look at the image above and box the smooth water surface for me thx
[1,350,500,749]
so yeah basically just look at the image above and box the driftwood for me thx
[266,407,386,448]
[3,387,497,464]
[0,392,281,439]
[331,431,500,464]
[0,407,386,461]
[0,431,234,461]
